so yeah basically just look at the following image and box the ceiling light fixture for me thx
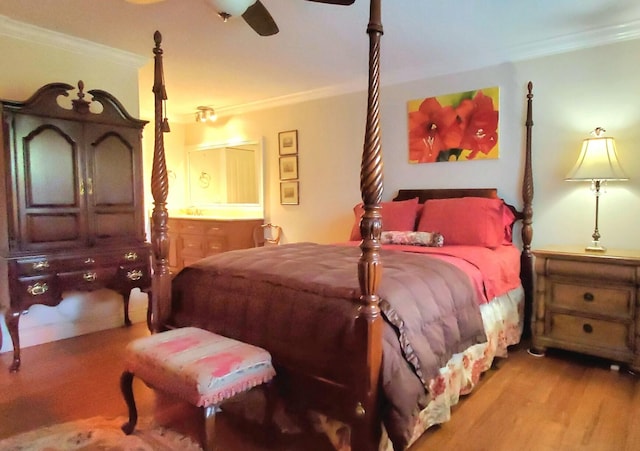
[195,106,217,123]
[208,0,255,21]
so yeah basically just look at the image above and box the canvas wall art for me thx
[407,86,499,163]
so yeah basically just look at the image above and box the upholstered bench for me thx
[120,327,276,451]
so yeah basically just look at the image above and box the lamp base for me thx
[586,242,606,252]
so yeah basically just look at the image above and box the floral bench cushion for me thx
[124,327,275,407]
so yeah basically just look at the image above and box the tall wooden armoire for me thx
[0,81,151,372]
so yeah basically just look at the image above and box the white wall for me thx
[516,40,640,250]
[0,27,150,355]
[178,38,640,251]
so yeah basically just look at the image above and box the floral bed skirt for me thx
[316,285,524,450]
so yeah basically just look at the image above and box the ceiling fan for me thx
[126,0,355,36]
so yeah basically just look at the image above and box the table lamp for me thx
[565,127,628,251]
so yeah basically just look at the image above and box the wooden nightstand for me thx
[532,246,640,372]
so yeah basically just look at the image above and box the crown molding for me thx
[508,19,640,62]
[216,19,640,117]
[215,79,368,118]
[0,15,148,68]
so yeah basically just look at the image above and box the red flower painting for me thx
[407,87,499,163]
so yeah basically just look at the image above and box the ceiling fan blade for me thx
[242,0,279,36]
[305,0,355,5]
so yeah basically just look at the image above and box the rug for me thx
[0,416,202,451]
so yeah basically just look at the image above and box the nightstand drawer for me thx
[549,313,630,351]
[545,259,637,284]
[550,282,632,318]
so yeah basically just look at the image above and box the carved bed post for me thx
[149,31,171,333]
[521,82,534,338]
[353,1,384,449]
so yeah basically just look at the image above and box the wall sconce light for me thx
[195,106,217,123]
[565,127,628,251]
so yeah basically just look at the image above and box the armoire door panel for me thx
[26,213,82,244]
[93,213,136,240]
[24,127,78,207]
[91,132,135,206]
[14,116,82,209]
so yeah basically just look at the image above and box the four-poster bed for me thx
[147,3,534,450]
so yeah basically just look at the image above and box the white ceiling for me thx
[1,0,640,121]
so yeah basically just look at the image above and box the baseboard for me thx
[0,289,148,354]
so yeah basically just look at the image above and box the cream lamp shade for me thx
[565,128,628,182]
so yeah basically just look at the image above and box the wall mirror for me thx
[187,140,263,208]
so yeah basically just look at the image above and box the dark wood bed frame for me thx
[147,3,534,449]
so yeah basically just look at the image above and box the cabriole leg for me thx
[6,309,22,372]
[202,404,217,451]
[122,291,132,327]
[120,371,138,435]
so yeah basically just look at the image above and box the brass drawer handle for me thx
[583,323,593,334]
[27,282,48,296]
[127,270,143,281]
[32,260,50,271]
[124,252,138,261]
[84,258,95,264]
[83,272,97,282]
[583,292,594,302]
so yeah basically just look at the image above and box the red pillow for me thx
[417,197,512,248]
[349,198,419,241]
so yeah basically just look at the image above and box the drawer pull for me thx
[27,283,48,296]
[127,269,143,281]
[583,323,593,334]
[84,258,95,264]
[583,292,594,302]
[124,252,138,261]
[32,260,50,271]
[83,272,97,282]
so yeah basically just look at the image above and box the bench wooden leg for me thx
[120,371,138,435]
[202,404,217,451]
[263,379,278,445]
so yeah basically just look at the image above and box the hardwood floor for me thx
[1,323,639,450]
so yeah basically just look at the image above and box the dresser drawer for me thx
[550,282,633,318]
[11,274,61,309]
[178,221,208,235]
[114,263,152,288]
[57,267,118,291]
[205,236,227,255]
[549,313,630,351]
[181,235,206,257]
[177,219,227,236]
[12,257,55,276]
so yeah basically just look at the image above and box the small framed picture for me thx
[279,130,298,155]
[279,155,298,180]
[280,181,299,205]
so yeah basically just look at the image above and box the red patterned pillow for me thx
[349,198,420,241]
[417,197,513,248]
[380,231,444,247]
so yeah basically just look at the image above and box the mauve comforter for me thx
[169,242,485,449]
